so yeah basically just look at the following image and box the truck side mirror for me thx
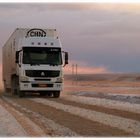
[15,51,19,63]
[64,52,68,67]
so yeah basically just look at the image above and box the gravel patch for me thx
[31,98,140,136]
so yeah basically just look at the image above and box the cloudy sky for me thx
[1,3,140,87]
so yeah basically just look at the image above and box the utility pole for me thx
[72,64,74,76]
[75,64,78,83]
[72,64,74,85]
[71,64,78,85]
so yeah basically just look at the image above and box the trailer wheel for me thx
[53,91,60,98]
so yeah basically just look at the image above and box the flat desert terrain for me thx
[64,74,140,96]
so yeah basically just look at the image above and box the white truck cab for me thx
[3,28,68,97]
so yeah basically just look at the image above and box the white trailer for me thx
[2,28,68,97]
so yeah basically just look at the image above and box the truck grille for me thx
[25,70,60,77]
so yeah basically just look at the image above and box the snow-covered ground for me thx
[0,104,27,137]
[31,97,140,135]
[1,92,140,136]
[0,98,46,137]
[67,91,140,104]
[62,94,140,114]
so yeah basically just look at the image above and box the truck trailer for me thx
[2,28,68,97]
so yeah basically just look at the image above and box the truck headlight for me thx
[56,77,63,83]
[20,76,29,81]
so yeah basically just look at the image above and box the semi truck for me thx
[2,28,68,98]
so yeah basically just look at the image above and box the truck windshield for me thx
[23,47,62,65]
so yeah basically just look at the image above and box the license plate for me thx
[39,84,47,87]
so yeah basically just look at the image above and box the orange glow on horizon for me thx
[64,61,109,74]
[78,3,140,11]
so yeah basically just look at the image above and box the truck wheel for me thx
[53,91,60,98]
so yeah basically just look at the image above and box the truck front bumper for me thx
[20,82,62,92]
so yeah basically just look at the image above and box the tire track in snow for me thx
[50,97,140,122]
[3,96,79,137]
[62,94,140,114]
[5,96,130,136]
[0,99,46,137]
[31,98,140,136]
[0,100,27,136]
